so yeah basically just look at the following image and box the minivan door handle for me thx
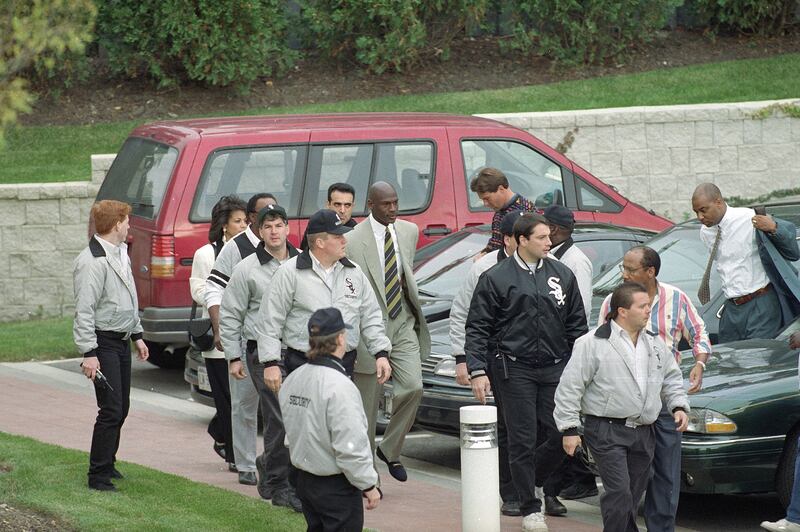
[423,225,453,236]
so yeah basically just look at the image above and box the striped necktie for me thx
[384,226,402,319]
[698,226,721,305]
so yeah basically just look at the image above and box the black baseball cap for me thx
[543,205,575,229]
[500,210,526,236]
[256,204,288,226]
[306,209,353,235]
[308,307,353,337]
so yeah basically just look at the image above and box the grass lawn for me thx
[0,317,77,362]
[2,52,800,184]
[0,432,305,531]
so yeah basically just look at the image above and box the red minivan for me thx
[93,113,671,366]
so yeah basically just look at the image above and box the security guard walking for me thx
[280,307,381,531]
[74,200,149,491]
[256,208,391,389]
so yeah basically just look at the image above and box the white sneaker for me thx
[534,485,545,501]
[761,518,800,532]
[522,511,548,531]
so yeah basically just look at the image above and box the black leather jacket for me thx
[465,253,588,376]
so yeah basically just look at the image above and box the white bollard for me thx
[460,405,500,532]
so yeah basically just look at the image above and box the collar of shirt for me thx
[368,213,402,279]
[610,320,649,393]
[309,250,338,287]
[500,193,521,211]
[95,234,126,264]
[512,250,543,272]
[244,225,261,247]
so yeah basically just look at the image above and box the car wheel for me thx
[145,341,187,369]
[776,427,799,509]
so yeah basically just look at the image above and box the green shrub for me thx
[690,0,797,35]
[505,0,682,65]
[95,0,296,88]
[298,0,488,73]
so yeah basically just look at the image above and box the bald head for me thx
[692,183,726,227]
[368,181,399,226]
[692,183,723,203]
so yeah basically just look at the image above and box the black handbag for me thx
[188,301,214,352]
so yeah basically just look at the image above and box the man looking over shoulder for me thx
[74,200,149,492]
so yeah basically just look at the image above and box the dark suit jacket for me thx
[757,217,800,329]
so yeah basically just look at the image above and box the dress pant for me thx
[644,405,682,532]
[245,342,289,494]
[229,339,259,472]
[88,333,131,484]
[486,360,519,504]
[204,357,234,465]
[584,415,655,532]
[490,356,567,516]
[355,300,422,462]
[718,288,781,343]
[295,470,364,532]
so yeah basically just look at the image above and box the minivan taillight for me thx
[150,235,175,278]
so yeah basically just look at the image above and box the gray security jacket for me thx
[279,355,378,490]
[219,242,299,361]
[554,321,690,433]
[73,236,143,356]
[256,251,391,365]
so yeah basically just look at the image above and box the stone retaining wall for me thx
[481,98,800,221]
[3,100,799,322]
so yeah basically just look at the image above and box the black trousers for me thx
[584,415,655,532]
[204,357,234,464]
[245,342,289,493]
[486,361,518,503]
[295,470,363,532]
[88,333,131,484]
[490,357,567,515]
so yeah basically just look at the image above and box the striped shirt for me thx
[485,193,536,252]
[597,281,711,362]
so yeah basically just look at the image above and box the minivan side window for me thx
[302,142,434,216]
[462,139,564,210]
[96,138,178,220]
[576,179,622,213]
[191,146,306,221]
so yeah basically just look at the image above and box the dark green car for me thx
[680,316,800,507]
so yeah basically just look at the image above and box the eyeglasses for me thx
[618,264,645,275]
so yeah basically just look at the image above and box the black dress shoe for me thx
[88,480,117,492]
[110,468,124,480]
[213,441,227,461]
[238,471,257,485]
[272,488,303,513]
[559,483,599,500]
[376,447,407,482]
[501,500,522,516]
[228,463,238,473]
[544,495,567,516]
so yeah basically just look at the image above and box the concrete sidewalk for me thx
[0,360,609,531]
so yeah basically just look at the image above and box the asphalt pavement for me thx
[0,358,785,531]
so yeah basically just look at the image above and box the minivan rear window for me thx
[96,138,178,220]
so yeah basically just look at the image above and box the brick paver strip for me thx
[0,368,600,531]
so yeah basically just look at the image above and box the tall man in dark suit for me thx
[345,181,431,483]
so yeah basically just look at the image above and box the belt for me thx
[96,329,131,341]
[586,414,645,429]
[731,283,770,306]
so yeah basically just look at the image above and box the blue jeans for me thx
[787,437,800,524]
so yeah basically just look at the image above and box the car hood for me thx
[680,339,799,409]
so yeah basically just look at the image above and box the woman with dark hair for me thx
[189,195,247,470]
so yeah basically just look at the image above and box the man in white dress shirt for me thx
[692,183,800,343]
